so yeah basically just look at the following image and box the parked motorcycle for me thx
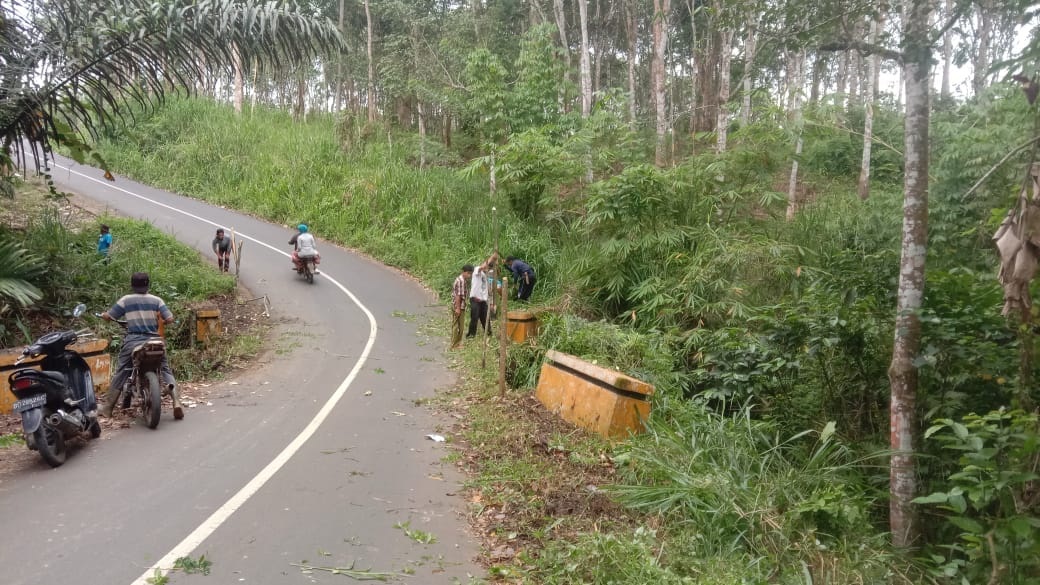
[105,317,168,429]
[8,304,101,467]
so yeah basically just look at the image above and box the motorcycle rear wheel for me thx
[33,424,67,467]
[305,262,314,284]
[141,371,162,429]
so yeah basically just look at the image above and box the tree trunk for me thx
[578,0,593,117]
[686,0,698,139]
[625,0,638,127]
[973,0,993,96]
[365,0,377,122]
[652,0,672,167]
[940,0,952,99]
[848,20,862,107]
[889,0,932,550]
[740,15,757,126]
[786,50,805,220]
[442,110,452,148]
[716,29,733,153]
[554,0,573,103]
[809,53,826,105]
[334,0,346,112]
[232,44,244,114]
[294,74,307,122]
[836,50,848,109]
[858,12,882,200]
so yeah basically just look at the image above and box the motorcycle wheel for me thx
[33,424,67,467]
[88,417,101,439]
[141,371,162,429]
[305,262,314,284]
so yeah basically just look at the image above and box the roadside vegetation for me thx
[79,83,1040,584]
[0,180,264,387]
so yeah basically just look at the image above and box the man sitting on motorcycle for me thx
[289,223,320,272]
[100,272,184,420]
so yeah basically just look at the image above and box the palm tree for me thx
[0,0,343,183]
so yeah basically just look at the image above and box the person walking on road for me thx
[505,256,536,301]
[450,264,473,349]
[212,228,234,273]
[100,272,184,420]
[466,253,497,338]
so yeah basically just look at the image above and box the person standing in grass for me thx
[467,252,498,338]
[451,264,473,349]
[97,224,112,263]
[212,228,234,273]
[505,256,536,301]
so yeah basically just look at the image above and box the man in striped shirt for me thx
[100,272,183,419]
[450,264,473,349]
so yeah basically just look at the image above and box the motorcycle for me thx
[293,252,319,284]
[8,304,101,467]
[106,317,169,429]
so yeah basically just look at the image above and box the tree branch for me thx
[818,41,903,63]
[965,135,1040,198]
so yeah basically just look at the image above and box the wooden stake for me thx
[499,277,508,397]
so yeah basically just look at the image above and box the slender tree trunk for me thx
[786,50,805,220]
[578,0,593,117]
[741,15,757,126]
[442,110,451,148]
[858,12,882,200]
[848,21,862,107]
[625,0,638,127]
[365,0,377,122]
[686,0,698,139]
[232,44,244,114]
[973,0,993,96]
[716,29,733,153]
[294,73,307,122]
[889,0,932,550]
[940,0,952,99]
[652,0,672,166]
[809,53,826,105]
[554,0,573,105]
[836,50,848,109]
[334,0,345,111]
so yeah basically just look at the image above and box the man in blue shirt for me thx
[100,272,183,419]
[505,256,537,301]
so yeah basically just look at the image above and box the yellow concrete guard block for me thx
[506,310,538,343]
[535,349,654,439]
[196,308,222,344]
[0,338,111,414]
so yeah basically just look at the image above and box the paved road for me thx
[0,155,481,584]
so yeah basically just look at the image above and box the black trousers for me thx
[517,274,537,301]
[466,298,489,337]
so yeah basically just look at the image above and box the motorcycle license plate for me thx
[13,394,46,413]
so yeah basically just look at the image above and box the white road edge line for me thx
[49,163,379,585]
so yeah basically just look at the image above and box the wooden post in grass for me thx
[231,228,244,278]
[499,277,508,396]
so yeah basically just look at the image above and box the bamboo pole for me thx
[499,276,508,397]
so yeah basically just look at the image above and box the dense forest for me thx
[3,0,1040,582]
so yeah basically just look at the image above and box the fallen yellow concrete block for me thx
[535,349,654,439]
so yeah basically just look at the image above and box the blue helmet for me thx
[298,224,309,233]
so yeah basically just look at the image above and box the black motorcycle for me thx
[8,304,101,467]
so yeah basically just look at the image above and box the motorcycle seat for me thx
[28,370,67,385]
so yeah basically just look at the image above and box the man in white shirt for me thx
[466,252,498,337]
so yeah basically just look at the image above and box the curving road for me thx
[0,154,481,584]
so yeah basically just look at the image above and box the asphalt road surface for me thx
[0,154,482,584]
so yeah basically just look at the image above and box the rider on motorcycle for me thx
[289,224,320,272]
[99,272,183,420]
